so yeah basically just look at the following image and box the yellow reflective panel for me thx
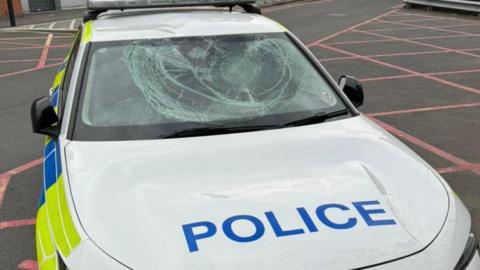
[46,183,71,256]
[57,175,82,250]
[35,221,45,265]
[52,69,65,89]
[37,206,56,258]
[82,21,93,44]
[39,256,58,270]
[44,137,52,146]
[45,175,82,258]
[37,205,59,270]
[42,139,82,261]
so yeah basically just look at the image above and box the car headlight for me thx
[454,226,479,270]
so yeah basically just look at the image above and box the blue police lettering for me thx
[182,221,217,252]
[297,207,319,232]
[223,215,265,242]
[316,203,357,229]
[265,211,305,237]
[182,200,396,253]
[352,200,397,226]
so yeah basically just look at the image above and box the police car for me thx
[30,0,479,269]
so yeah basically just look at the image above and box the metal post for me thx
[6,0,16,27]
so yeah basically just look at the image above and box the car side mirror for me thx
[338,75,364,108]
[31,97,59,137]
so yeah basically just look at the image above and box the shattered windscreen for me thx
[75,33,347,140]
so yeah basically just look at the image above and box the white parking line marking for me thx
[48,22,57,30]
[69,19,77,30]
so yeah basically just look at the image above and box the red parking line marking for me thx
[37,34,53,69]
[437,164,480,174]
[0,58,65,64]
[0,176,11,208]
[365,50,449,58]
[0,40,44,47]
[368,26,424,32]
[317,43,480,94]
[353,29,480,59]
[435,166,464,174]
[385,11,478,23]
[307,9,397,46]
[367,22,480,33]
[0,59,46,63]
[384,13,421,17]
[17,260,38,270]
[429,68,480,76]
[0,158,43,180]
[48,57,65,61]
[320,50,448,62]
[0,46,43,51]
[360,74,416,82]
[0,36,71,41]
[360,68,480,82]
[0,218,36,230]
[370,118,478,174]
[0,45,70,51]
[319,55,358,62]
[437,166,466,174]
[376,19,475,36]
[368,102,480,117]
[324,33,473,45]
[0,62,63,79]
[0,158,42,209]
[437,22,480,28]
[390,17,443,23]
[325,39,392,45]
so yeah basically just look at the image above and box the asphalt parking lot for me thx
[0,0,479,268]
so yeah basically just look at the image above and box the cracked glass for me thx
[75,33,346,140]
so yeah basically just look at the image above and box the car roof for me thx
[88,8,286,42]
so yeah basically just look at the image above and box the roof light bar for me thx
[87,0,256,10]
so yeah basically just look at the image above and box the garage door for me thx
[28,0,55,12]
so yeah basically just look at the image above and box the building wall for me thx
[60,0,86,9]
[1,0,85,15]
[20,0,29,13]
[0,0,24,17]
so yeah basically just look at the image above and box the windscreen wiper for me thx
[160,109,350,138]
[280,108,350,128]
[160,124,277,139]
